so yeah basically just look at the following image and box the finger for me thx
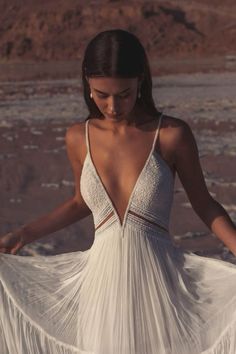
[10,246,19,255]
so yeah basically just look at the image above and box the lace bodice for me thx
[80,113,175,237]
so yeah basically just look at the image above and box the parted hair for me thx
[81,29,160,119]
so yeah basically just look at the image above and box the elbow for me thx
[71,195,82,212]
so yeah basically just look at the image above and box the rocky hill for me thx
[0,0,235,62]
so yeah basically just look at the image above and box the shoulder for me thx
[161,114,196,151]
[161,114,191,136]
[65,121,86,145]
[65,121,88,164]
[65,118,100,144]
[160,114,198,168]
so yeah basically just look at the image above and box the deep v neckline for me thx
[85,114,163,229]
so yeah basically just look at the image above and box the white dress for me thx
[1,114,236,354]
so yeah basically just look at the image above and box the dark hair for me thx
[81,29,160,119]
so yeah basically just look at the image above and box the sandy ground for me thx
[0,71,235,262]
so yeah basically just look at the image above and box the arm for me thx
[173,120,236,255]
[0,123,91,253]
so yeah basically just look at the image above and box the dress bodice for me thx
[80,113,175,237]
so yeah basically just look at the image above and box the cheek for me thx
[120,97,138,113]
[93,98,105,109]
[117,98,136,112]
[126,95,138,108]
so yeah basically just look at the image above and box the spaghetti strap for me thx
[85,115,163,155]
[85,119,90,154]
[152,112,163,149]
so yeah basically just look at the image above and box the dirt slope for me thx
[0,0,235,62]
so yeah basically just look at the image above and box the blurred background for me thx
[0,0,235,261]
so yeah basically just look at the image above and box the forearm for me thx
[13,197,91,245]
[195,197,236,256]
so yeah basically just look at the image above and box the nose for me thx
[110,107,117,114]
[107,96,119,114]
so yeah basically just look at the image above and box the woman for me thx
[0,29,236,354]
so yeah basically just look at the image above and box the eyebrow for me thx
[93,87,130,95]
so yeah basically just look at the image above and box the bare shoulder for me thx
[162,114,192,139]
[158,114,193,168]
[65,121,87,165]
[161,114,196,156]
[65,121,86,144]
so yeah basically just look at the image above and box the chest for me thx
[90,132,157,193]
[81,119,175,224]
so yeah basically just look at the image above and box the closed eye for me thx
[119,94,130,98]
[97,94,129,99]
[97,94,108,99]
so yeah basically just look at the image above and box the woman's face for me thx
[87,76,140,121]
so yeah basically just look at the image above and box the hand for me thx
[0,231,25,255]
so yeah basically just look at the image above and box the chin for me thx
[106,113,123,119]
